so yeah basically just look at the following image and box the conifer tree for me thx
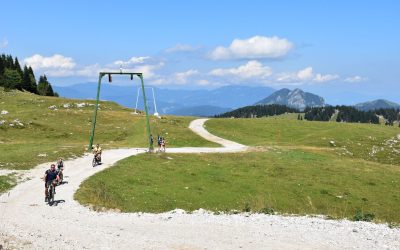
[0,56,4,75]
[3,68,22,90]
[37,74,55,96]
[0,57,4,87]
[28,66,38,93]
[5,55,13,68]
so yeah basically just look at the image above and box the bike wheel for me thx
[92,157,96,167]
[50,185,55,203]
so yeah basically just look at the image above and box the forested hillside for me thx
[304,106,399,125]
[0,54,57,96]
[215,104,299,118]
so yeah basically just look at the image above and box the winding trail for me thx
[0,119,399,249]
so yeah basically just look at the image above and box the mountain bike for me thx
[47,180,56,204]
[92,154,101,167]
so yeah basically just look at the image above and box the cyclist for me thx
[92,144,102,163]
[43,164,60,202]
[56,158,65,184]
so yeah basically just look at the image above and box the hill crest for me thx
[255,88,325,111]
[354,99,400,111]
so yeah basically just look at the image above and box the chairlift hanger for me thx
[88,71,153,151]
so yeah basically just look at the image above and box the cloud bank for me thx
[210,36,293,60]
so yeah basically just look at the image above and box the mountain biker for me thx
[56,158,65,183]
[43,164,60,202]
[92,144,102,163]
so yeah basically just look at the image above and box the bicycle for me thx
[46,180,57,204]
[57,167,64,185]
[92,154,101,167]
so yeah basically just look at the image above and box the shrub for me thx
[353,210,375,222]
[243,203,251,212]
[259,207,275,214]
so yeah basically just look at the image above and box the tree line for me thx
[215,104,299,118]
[215,104,399,126]
[0,54,57,96]
[303,106,400,125]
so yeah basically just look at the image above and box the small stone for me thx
[76,103,87,108]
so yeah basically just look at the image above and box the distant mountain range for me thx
[354,99,400,111]
[255,88,325,111]
[54,83,400,116]
[54,84,274,117]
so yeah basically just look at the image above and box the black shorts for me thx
[45,180,55,188]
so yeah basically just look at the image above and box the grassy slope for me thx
[76,116,400,223]
[0,174,16,193]
[0,89,216,170]
[75,151,400,223]
[206,117,400,165]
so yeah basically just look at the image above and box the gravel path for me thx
[0,119,399,249]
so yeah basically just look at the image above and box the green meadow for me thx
[0,89,216,170]
[206,117,400,165]
[76,150,400,223]
[76,117,400,223]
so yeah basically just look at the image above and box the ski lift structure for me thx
[133,86,160,118]
[88,71,153,151]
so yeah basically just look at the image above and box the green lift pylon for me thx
[88,72,153,151]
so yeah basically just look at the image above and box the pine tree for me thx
[0,56,4,87]
[37,74,55,96]
[28,66,38,93]
[3,68,22,90]
[22,65,31,91]
[5,55,13,68]
[0,56,4,75]
[14,58,22,73]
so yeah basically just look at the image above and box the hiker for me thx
[157,134,162,152]
[161,137,166,152]
[149,134,154,152]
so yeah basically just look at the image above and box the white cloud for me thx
[277,67,339,83]
[150,69,199,85]
[75,61,164,79]
[76,64,102,77]
[196,79,210,86]
[173,69,199,84]
[24,54,76,70]
[22,54,163,79]
[344,75,368,83]
[0,38,8,48]
[113,56,150,66]
[210,60,272,80]
[313,73,339,82]
[44,69,76,77]
[131,62,164,79]
[165,44,199,53]
[297,67,314,81]
[210,36,293,60]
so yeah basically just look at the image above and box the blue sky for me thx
[1,0,399,104]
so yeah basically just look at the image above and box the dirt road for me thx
[0,119,399,249]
